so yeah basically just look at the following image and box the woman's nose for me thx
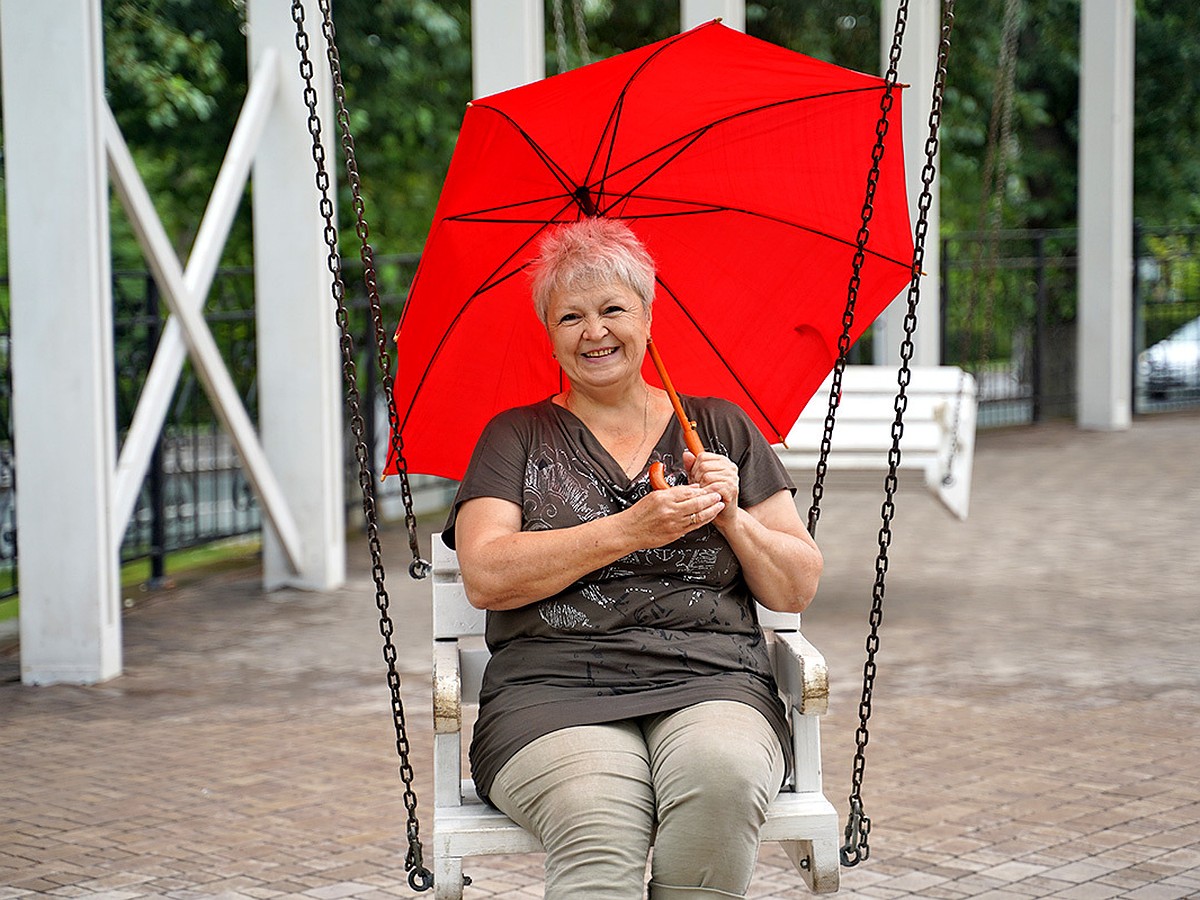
[581,314,608,339]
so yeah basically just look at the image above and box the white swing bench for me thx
[777,365,979,520]
[430,538,842,898]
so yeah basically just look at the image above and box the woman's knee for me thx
[488,723,657,897]
[647,701,784,817]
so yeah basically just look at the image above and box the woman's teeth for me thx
[582,347,617,358]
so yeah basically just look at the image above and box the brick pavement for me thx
[1,412,1198,899]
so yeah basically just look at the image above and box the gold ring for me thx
[689,512,698,525]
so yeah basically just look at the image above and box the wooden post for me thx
[874,0,942,368]
[1,0,121,683]
[1077,0,1133,430]
[471,0,544,98]
[681,0,745,31]
[247,0,346,589]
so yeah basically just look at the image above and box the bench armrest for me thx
[768,630,829,716]
[433,639,462,734]
[433,639,466,807]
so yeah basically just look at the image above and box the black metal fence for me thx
[1,226,1197,601]
[1134,225,1200,411]
[0,253,456,600]
[941,224,1200,427]
[941,228,1080,427]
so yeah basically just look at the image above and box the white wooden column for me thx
[681,0,745,31]
[1,0,121,683]
[874,0,941,368]
[471,0,544,98]
[1077,0,1133,430]
[247,0,345,589]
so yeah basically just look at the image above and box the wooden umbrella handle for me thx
[646,339,704,490]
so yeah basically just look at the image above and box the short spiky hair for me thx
[529,218,656,324]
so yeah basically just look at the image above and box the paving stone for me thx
[1,413,1198,899]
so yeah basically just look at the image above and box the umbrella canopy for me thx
[387,21,913,481]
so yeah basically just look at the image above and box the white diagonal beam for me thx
[112,51,278,534]
[103,102,304,572]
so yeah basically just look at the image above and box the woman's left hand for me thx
[684,450,739,529]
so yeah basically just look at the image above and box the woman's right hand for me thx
[629,483,725,547]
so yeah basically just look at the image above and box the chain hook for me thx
[291,0,433,890]
[840,798,872,866]
[839,0,956,870]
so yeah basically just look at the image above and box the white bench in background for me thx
[778,365,978,520]
[430,537,841,898]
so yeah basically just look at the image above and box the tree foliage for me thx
[5,0,1194,275]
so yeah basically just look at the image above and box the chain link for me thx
[807,1,907,537]
[572,0,592,64]
[290,1,433,891]
[552,0,569,75]
[841,0,956,869]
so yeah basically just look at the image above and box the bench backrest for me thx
[783,364,975,457]
[778,364,977,519]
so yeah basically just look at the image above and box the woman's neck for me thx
[560,381,651,423]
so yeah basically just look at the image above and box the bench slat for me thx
[779,365,977,519]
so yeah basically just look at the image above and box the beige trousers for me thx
[488,700,785,900]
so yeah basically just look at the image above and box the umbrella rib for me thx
[653,273,789,446]
[395,198,578,436]
[445,193,584,222]
[469,103,587,209]
[586,29,696,201]
[614,194,914,271]
[595,85,887,215]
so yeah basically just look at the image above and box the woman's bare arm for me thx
[453,484,726,610]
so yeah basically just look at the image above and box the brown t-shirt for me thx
[443,394,795,802]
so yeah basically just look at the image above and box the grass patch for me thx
[0,536,262,623]
[120,537,262,589]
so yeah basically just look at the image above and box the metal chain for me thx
[290,2,433,892]
[807,1,908,537]
[841,0,956,869]
[572,0,592,64]
[943,0,1021,484]
[313,0,430,581]
[552,0,569,75]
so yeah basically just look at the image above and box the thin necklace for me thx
[622,387,651,476]
[566,386,651,476]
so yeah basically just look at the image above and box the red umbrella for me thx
[386,21,913,481]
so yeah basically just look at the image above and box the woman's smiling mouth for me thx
[582,347,618,359]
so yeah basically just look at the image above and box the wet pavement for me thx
[2,411,1198,899]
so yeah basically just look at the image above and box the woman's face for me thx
[545,281,651,395]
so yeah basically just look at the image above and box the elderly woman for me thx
[443,217,823,900]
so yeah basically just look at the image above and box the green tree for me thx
[105,0,249,267]
[6,0,1200,278]
[939,0,1200,232]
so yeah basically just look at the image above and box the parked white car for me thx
[1140,316,1200,397]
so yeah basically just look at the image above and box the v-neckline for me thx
[549,397,678,489]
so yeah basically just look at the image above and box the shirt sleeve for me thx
[441,407,532,549]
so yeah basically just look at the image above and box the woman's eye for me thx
[603,305,625,316]
[557,313,581,325]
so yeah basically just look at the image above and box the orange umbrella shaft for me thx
[646,339,705,457]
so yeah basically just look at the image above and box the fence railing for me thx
[941,228,1080,427]
[941,223,1200,426]
[2,226,1197,600]
[0,254,454,600]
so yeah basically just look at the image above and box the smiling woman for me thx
[441,217,824,899]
